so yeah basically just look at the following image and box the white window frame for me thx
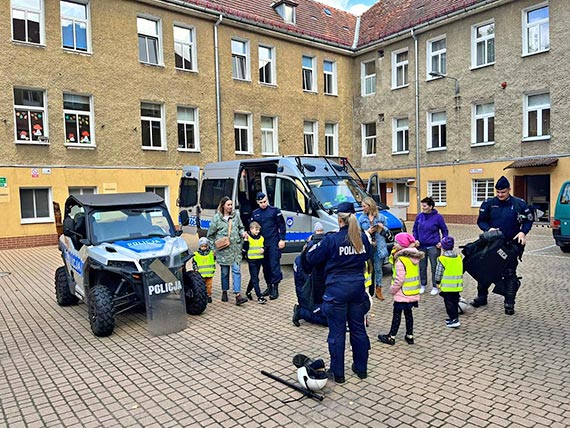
[523,91,550,141]
[472,178,494,207]
[19,187,53,224]
[324,122,338,156]
[392,48,409,89]
[427,111,447,150]
[232,39,250,81]
[60,0,90,53]
[63,92,95,147]
[258,45,276,85]
[14,87,49,145]
[471,20,495,68]
[522,3,549,56]
[303,120,318,155]
[177,106,200,152]
[362,122,376,157]
[427,181,447,206]
[145,186,169,205]
[302,55,317,93]
[426,35,447,79]
[173,24,196,72]
[283,4,295,24]
[394,183,410,206]
[234,112,253,154]
[361,60,376,96]
[472,102,495,146]
[323,60,337,95]
[140,102,165,150]
[11,0,44,45]
[261,115,278,155]
[137,15,163,66]
[392,117,409,154]
[69,187,96,196]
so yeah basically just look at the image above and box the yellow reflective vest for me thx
[193,251,215,278]
[246,235,264,260]
[438,255,463,292]
[392,256,420,296]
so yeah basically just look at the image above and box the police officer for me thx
[304,202,372,383]
[473,176,533,315]
[251,192,286,300]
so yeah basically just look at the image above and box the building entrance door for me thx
[514,174,551,222]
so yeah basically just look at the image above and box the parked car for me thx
[552,181,570,253]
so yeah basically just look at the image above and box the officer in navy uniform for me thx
[304,202,372,383]
[473,176,533,315]
[251,192,286,300]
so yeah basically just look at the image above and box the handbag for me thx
[214,219,232,250]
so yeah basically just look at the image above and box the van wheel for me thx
[87,285,115,337]
[183,271,208,315]
[55,266,79,306]
[561,245,570,253]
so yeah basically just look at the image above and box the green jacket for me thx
[206,210,245,266]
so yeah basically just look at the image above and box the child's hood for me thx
[395,247,424,264]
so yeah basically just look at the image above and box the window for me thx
[14,88,48,143]
[361,60,376,96]
[174,25,195,71]
[140,102,164,149]
[20,188,52,223]
[61,1,89,52]
[524,92,550,140]
[261,116,278,155]
[392,49,408,88]
[274,3,296,24]
[472,102,494,145]
[69,187,96,196]
[200,179,235,210]
[523,3,549,55]
[64,93,93,146]
[428,181,447,205]
[362,122,376,156]
[395,183,409,205]
[427,36,446,77]
[302,56,316,92]
[303,121,318,155]
[472,21,494,67]
[428,111,446,150]
[259,45,275,85]
[393,117,409,153]
[177,106,199,151]
[12,0,43,44]
[325,123,338,156]
[234,113,252,153]
[232,39,249,80]
[146,186,167,202]
[137,16,161,65]
[472,178,494,206]
[323,60,337,95]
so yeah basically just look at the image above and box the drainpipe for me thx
[214,15,223,161]
[411,28,421,214]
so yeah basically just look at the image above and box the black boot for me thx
[471,296,488,308]
[261,285,273,297]
[503,270,519,316]
[269,283,279,300]
[221,291,228,302]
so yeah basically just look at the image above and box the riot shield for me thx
[143,258,187,336]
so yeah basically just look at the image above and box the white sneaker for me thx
[420,286,426,294]
[430,287,439,295]
[446,318,461,328]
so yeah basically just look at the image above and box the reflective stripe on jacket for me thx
[438,255,463,292]
[193,251,215,278]
[247,235,264,259]
[364,270,372,289]
[392,256,420,296]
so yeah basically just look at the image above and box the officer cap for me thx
[337,202,355,214]
[256,192,266,201]
[495,176,510,190]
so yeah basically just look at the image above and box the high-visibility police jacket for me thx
[246,235,264,260]
[193,251,215,278]
[438,255,463,292]
[392,256,420,296]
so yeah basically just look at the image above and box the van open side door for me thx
[177,166,200,231]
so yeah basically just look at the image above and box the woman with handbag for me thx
[207,196,248,305]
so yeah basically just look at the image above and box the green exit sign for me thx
[0,177,6,188]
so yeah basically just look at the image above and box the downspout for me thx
[214,15,223,161]
[411,28,421,215]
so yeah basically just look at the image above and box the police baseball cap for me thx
[256,192,266,201]
[495,176,510,190]
[337,202,355,214]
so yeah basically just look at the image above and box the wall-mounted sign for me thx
[42,168,51,174]
[31,168,39,178]
[469,168,483,174]
[0,177,6,188]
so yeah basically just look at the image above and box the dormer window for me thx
[272,0,297,24]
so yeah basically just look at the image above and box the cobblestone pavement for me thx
[0,224,569,427]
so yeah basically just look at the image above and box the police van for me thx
[177,156,406,264]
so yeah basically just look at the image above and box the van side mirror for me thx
[179,210,190,226]
[63,217,74,237]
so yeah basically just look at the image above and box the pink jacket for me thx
[390,247,424,303]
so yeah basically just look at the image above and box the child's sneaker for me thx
[404,334,414,344]
[377,334,395,345]
[446,318,461,328]
[430,286,439,295]
[257,297,267,304]
[420,285,426,294]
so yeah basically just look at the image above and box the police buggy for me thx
[55,192,207,337]
[178,156,406,264]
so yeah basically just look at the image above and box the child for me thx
[193,237,214,303]
[244,221,267,304]
[377,232,424,345]
[435,236,463,328]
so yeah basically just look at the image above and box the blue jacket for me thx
[413,209,448,248]
[478,195,533,241]
[251,206,286,244]
[305,225,371,303]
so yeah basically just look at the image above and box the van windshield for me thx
[306,176,367,211]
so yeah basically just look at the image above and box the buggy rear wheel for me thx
[87,285,115,337]
[183,271,208,315]
[55,266,79,306]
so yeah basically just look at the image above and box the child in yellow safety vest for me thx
[435,236,463,328]
[243,221,267,304]
[193,237,215,303]
[377,232,424,345]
